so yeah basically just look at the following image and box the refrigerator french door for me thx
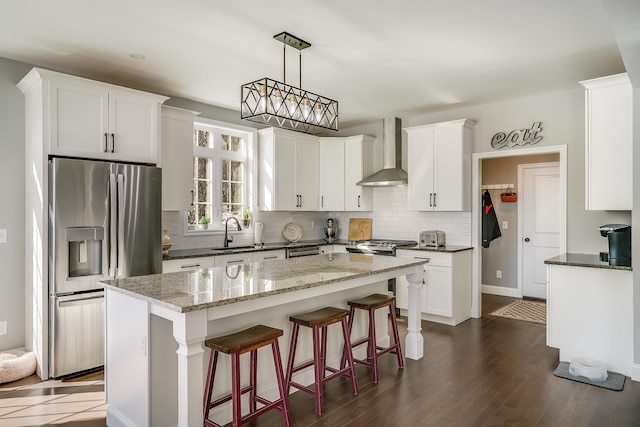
[48,157,162,378]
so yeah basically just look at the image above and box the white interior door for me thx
[521,163,560,299]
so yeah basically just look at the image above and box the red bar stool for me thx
[343,293,404,383]
[203,325,291,427]
[285,307,358,415]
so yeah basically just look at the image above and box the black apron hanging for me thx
[482,190,501,248]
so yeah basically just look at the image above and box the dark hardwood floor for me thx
[2,294,639,426]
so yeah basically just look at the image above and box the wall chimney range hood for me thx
[357,117,408,186]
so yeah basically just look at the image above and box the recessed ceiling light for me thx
[129,53,145,60]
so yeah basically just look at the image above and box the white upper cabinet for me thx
[405,119,475,211]
[160,106,199,211]
[319,138,345,211]
[580,73,632,211]
[258,127,319,211]
[344,135,375,211]
[18,68,167,164]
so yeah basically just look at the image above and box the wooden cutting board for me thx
[348,218,373,241]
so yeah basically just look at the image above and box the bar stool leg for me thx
[389,300,404,368]
[341,317,359,394]
[285,323,300,392]
[368,306,379,383]
[249,349,257,412]
[271,338,292,427]
[231,352,242,427]
[312,325,324,415]
[203,350,219,423]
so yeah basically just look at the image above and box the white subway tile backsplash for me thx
[162,186,472,249]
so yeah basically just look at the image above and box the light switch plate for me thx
[0,229,6,243]
[0,321,7,336]
[502,221,508,230]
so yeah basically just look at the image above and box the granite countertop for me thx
[544,253,632,271]
[164,240,471,261]
[103,253,428,313]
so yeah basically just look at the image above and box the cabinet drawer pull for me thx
[358,195,361,207]
[321,195,324,208]
[413,256,430,260]
[263,255,278,260]
[181,263,201,268]
[429,193,433,207]
[433,192,437,207]
[104,133,109,153]
[226,259,245,264]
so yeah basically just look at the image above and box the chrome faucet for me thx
[224,217,242,248]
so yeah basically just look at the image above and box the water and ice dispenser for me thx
[67,227,104,277]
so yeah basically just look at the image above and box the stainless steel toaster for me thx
[419,230,446,247]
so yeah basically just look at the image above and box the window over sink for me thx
[186,118,254,233]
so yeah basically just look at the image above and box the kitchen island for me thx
[101,253,427,427]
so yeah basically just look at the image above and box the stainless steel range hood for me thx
[357,117,408,186]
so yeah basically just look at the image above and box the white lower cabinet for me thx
[252,249,286,262]
[213,253,253,267]
[320,245,334,254]
[396,249,472,326]
[163,250,286,272]
[319,245,347,254]
[162,257,214,273]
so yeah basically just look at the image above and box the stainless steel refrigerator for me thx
[48,157,162,378]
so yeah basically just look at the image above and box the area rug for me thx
[489,299,546,325]
[553,361,625,391]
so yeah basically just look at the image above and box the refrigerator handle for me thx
[109,173,118,278]
[117,174,125,277]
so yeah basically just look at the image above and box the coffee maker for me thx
[599,224,631,266]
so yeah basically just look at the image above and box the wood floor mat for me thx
[489,299,546,324]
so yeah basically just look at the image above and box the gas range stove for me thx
[345,239,418,256]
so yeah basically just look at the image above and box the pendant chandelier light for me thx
[241,32,338,134]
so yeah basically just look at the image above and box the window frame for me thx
[185,117,256,235]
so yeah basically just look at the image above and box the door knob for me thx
[524,237,530,242]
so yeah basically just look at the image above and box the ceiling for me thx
[0,1,628,129]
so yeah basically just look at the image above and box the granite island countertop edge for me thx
[102,254,429,313]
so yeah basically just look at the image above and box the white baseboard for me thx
[482,284,521,298]
[631,363,640,382]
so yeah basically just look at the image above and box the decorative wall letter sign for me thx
[491,122,543,149]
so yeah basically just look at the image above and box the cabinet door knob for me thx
[524,237,530,242]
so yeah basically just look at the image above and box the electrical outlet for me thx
[0,321,7,336]
[496,270,502,279]
[502,221,508,230]
[0,229,7,243]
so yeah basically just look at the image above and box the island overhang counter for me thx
[101,253,427,427]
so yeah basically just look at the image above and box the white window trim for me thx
[184,117,257,235]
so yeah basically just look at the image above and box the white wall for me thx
[0,57,30,351]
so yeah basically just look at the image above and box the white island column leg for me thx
[404,266,424,360]
[172,310,208,427]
